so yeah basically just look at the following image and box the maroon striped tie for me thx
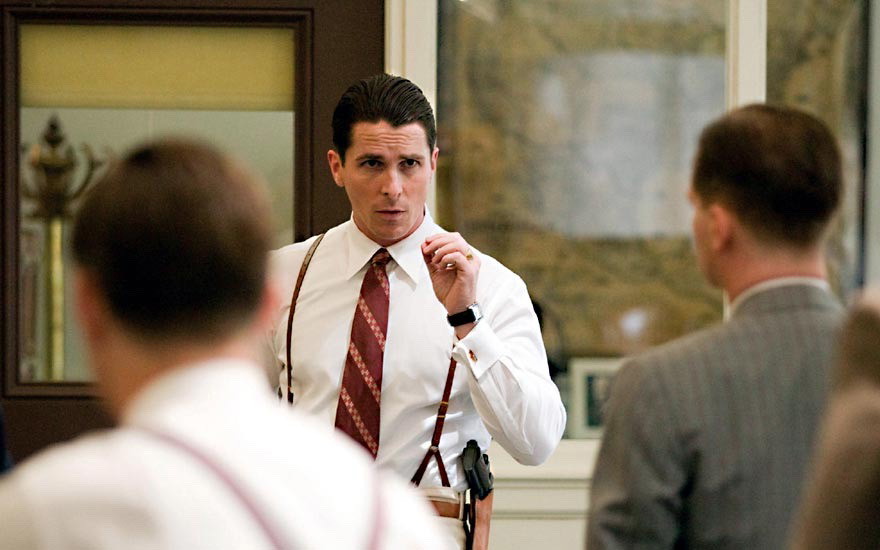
[334,248,391,458]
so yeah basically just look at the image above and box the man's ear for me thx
[254,278,281,334]
[74,269,108,346]
[327,149,344,188]
[430,146,439,172]
[708,203,734,252]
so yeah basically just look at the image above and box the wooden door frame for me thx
[1,0,383,460]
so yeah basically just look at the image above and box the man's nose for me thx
[380,169,402,198]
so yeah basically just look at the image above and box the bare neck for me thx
[95,332,256,420]
[720,245,827,303]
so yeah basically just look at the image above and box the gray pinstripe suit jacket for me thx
[587,284,843,550]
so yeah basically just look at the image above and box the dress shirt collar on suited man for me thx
[729,276,831,317]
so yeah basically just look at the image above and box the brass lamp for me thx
[21,115,106,381]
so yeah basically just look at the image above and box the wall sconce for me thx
[20,115,107,381]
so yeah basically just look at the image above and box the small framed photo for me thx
[566,357,623,438]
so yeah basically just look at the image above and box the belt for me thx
[428,495,465,520]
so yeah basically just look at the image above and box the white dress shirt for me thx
[268,211,566,491]
[0,359,449,549]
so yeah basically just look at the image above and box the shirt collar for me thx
[728,276,831,317]
[342,207,441,284]
[122,358,264,426]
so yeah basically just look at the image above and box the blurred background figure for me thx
[790,288,880,550]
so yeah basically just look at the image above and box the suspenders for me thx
[411,357,457,487]
[137,426,385,550]
[283,235,458,487]
[137,427,290,549]
[285,233,325,404]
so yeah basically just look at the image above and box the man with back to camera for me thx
[0,138,448,549]
[587,104,845,549]
[266,74,566,548]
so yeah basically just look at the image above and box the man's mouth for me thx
[377,209,405,217]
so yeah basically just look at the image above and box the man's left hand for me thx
[422,232,480,336]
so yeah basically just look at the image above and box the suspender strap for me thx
[285,233,326,404]
[367,470,385,550]
[411,357,457,487]
[136,427,289,550]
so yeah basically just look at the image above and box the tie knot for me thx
[371,248,392,268]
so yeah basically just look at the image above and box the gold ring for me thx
[465,248,474,260]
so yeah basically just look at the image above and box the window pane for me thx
[438,0,727,438]
[766,0,867,296]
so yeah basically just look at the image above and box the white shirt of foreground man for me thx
[268,209,566,488]
[0,136,449,550]
[0,360,450,550]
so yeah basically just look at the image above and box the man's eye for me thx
[361,159,381,168]
[402,159,420,168]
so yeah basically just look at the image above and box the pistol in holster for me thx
[461,440,494,550]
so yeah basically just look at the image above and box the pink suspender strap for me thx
[410,357,457,487]
[139,426,386,550]
[285,233,326,404]
[367,470,385,550]
[136,427,289,550]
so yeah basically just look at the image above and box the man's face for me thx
[328,120,438,247]
[688,187,719,287]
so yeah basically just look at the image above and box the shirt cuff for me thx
[452,320,504,379]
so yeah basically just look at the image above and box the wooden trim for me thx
[725,0,767,109]
[2,7,21,399]
[294,10,314,241]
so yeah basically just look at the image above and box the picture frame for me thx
[566,357,623,438]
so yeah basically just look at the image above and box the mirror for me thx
[18,24,296,383]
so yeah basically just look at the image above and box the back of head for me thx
[692,104,843,249]
[331,73,436,163]
[71,138,272,344]
[833,288,880,389]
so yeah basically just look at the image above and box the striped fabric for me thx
[334,249,391,459]
[587,284,843,550]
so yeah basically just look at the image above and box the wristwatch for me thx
[447,303,483,327]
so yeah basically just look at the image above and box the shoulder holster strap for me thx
[285,233,326,404]
[411,356,457,487]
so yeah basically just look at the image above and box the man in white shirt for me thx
[266,74,566,547]
[0,138,448,549]
[587,104,845,549]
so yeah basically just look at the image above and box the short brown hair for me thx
[692,104,843,248]
[332,73,436,163]
[71,138,273,342]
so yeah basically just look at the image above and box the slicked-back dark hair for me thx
[331,73,436,163]
[692,104,843,249]
[71,138,273,343]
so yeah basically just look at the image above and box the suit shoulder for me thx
[627,322,730,372]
